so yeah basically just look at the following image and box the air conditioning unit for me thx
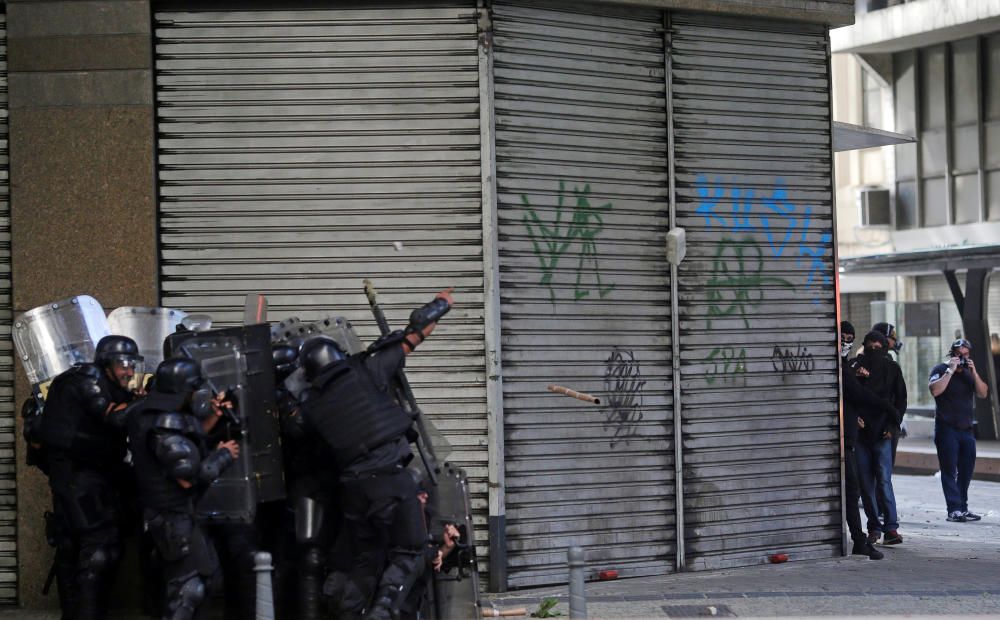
[858,188,891,226]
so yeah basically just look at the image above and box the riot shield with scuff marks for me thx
[164,323,285,519]
[270,314,365,355]
[429,463,481,620]
[107,306,187,371]
[13,295,110,389]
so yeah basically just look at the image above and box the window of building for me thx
[862,69,883,129]
[988,33,1000,221]
[892,34,997,229]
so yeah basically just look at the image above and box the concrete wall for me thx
[7,0,157,607]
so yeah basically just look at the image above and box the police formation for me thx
[19,288,479,620]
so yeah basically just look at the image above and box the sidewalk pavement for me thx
[485,474,1000,618]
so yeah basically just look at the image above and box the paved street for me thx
[4,474,999,618]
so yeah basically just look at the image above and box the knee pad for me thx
[78,546,111,584]
[322,571,347,599]
[166,574,206,620]
[302,545,325,573]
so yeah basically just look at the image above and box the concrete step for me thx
[902,413,935,439]
[895,438,1000,482]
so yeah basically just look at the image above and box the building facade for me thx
[832,0,1000,432]
[6,0,853,607]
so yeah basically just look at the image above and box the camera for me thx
[958,356,970,369]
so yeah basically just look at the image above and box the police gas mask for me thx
[190,387,215,419]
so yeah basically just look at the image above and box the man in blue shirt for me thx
[929,338,989,522]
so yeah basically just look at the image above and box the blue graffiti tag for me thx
[695,175,831,304]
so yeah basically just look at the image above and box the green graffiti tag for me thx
[521,181,616,304]
[706,346,746,386]
[706,237,794,331]
[705,237,794,385]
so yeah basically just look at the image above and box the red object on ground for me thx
[598,569,619,580]
[769,553,789,563]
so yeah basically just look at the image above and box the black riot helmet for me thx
[272,344,299,383]
[154,357,204,395]
[94,335,142,368]
[300,336,347,380]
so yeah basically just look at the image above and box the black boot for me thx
[851,541,884,560]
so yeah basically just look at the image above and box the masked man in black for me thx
[127,358,240,620]
[301,288,453,620]
[839,321,892,560]
[35,335,144,619]
[850,331,907,547]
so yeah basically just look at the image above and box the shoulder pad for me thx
[154,412,197,434]
[368,330,406,354]
[71,363,103,381]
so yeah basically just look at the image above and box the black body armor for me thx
[301,354,412,469]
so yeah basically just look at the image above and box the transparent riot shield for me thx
[107,306,188,371]
[165,323,285,513]
[429,462,481,620]
[13,295,110,388]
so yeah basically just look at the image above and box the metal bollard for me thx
[568,546,587,620]
[254,551,275,620]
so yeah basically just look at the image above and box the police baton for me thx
[363,279,439,486]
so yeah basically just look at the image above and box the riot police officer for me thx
[35,335,143,619]
[127,358,240,620]
[301,289,453,620]
[271,343,340,620]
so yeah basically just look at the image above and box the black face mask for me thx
[864,345,886,358]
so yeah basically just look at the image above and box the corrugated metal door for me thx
[493,1,675,587]
[153,3,491,563]
[0,11,14,604]
[671,13,840,570]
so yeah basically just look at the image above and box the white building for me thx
[832,0,1000,437]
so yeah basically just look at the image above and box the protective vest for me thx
[38,364,127,470]
[302,356,412,469]
[127,392,203,513]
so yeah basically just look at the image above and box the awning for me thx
[840,244,1000,275]
[832,121,915,152]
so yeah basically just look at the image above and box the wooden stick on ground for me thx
[482,607,528,617]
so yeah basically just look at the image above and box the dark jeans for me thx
[844,445,865,545]
[855,438,898,533]
[934,419,977,514]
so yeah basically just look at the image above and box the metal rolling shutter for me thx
[0,11,14,604]
[493,1,675,587]
[153,3,491,563]
[671,13,840,570]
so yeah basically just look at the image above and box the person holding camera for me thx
[929,338,989,523]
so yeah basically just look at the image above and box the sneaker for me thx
[947,511,968,522]
[883,530,903,545]
[962,510,982,521]
[867,531,880,545]
[851,541,884,560]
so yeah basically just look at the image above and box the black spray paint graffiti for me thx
[521,181,616,304]
[771,343,815,373]
[603,349,646,447]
